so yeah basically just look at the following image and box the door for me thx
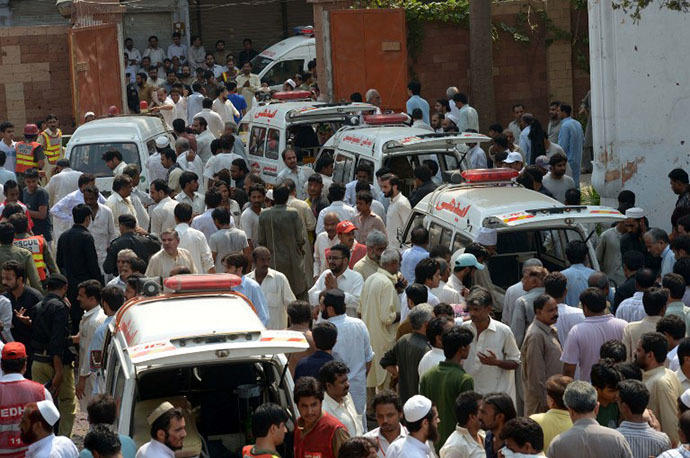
[330,9,408,112]
[69,24,123,123]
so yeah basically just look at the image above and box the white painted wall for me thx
[588,0,690,229]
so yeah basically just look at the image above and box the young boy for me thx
[590,359,624,428]
[242,403,289,457]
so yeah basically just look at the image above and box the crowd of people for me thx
[0,60,689,457]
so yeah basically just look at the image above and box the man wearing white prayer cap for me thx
[475,227,498,255]
[136,401,187,457]
[620,207,649,271]
[386,395,439,458]
[20,400,78,457]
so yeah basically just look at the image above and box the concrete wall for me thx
[589,1,690,229]
[0,25,74,131]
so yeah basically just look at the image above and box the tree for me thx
[469,0,495,132]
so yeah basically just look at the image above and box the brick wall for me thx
[0,25,74,134]
[410,1,587,131]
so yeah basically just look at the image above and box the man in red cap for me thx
[0,342,53,457]
[14,125,45,190]
[327,221,367,269]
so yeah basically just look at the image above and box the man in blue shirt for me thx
[223,252,270,326]
[295,321,336,381]
[226,81,248,124]
[562,240,596,307]
[406,81,430,125]
[557,104,585,186]
[401,226,430,284]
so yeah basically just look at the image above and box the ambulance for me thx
[251,27,316,91]
[97,274,308,457]
[315,115,492,195]
[399,168,625,290]
[65,115,173,194]
[238,91,377,184]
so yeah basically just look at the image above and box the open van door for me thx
[286,103,377,124]
[382,132,492,154]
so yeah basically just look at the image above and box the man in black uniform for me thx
[30,273,77,437]
[103,214,161,275]
[56,204,103,332]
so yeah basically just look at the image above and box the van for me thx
[65,115,174,194]
[251,28,316,91]
[315,117,492,196]
[399,168,625,291]
[98,274,308,457]
[238,92,376,184]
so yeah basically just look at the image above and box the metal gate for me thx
[329,8,408,112]
[68,23,124,124]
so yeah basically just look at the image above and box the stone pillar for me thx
[545,0,573,104]
[307,0,352,102]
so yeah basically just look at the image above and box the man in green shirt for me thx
[420,325,475,449]
[591,359,623,428]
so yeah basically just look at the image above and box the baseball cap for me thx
[504,152,524,164]
[2,342,26,360]
[403,395,432,423]
[454,253,484,270]
[336,221,356,234]
[84,111,96,119]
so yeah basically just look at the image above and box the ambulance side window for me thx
[265,128,280,160]
[404,212,427,243]
[263,59,305,86]
[358,158,375,172]
[428,222,450,247]
[333,153,354,183]
[452,233,471,253]
[111,362,126,427]
[249,126,267,157]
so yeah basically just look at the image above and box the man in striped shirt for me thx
[616,379,672,457]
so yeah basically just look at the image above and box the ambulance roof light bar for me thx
[293,26,315,37]
[461,168,519,183]
[363,113,410,125]
[163,274,242,293]
[273,90,312,101]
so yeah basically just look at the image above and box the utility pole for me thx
[469,0,496,132]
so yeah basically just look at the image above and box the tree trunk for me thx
[469,0,496,132]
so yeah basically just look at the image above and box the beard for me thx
[320,308,330,320]
[427,421,439,443]
[165,433,183,451]
[20,428,37,445]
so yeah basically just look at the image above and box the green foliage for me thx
[611,0,690,22]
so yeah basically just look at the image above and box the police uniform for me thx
[30,273,77,437]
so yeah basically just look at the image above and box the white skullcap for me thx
[84,111,95,119]
[681,389,690,409]
[285,78,297,88]
[504,152,524,164]
[403,395,432,423]
[155,136,170,148]
[475,227,497,246]
[445,113,459,126]
[266,189,274,200]
[625,207,644,219]
[36,400,60,426]
[147,401,175,425]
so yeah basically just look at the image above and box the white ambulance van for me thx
[238,92,376,184]
[65,115,173,194]
[97,274,308,457]
[315,115,492,195]
[251,28,316,91]
[399,168,625,291]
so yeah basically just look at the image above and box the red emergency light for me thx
[294,26,315,36]
[461,168,519,183]
[273,90,312,100]
[363,113,409,125]
[164,274,242,292]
